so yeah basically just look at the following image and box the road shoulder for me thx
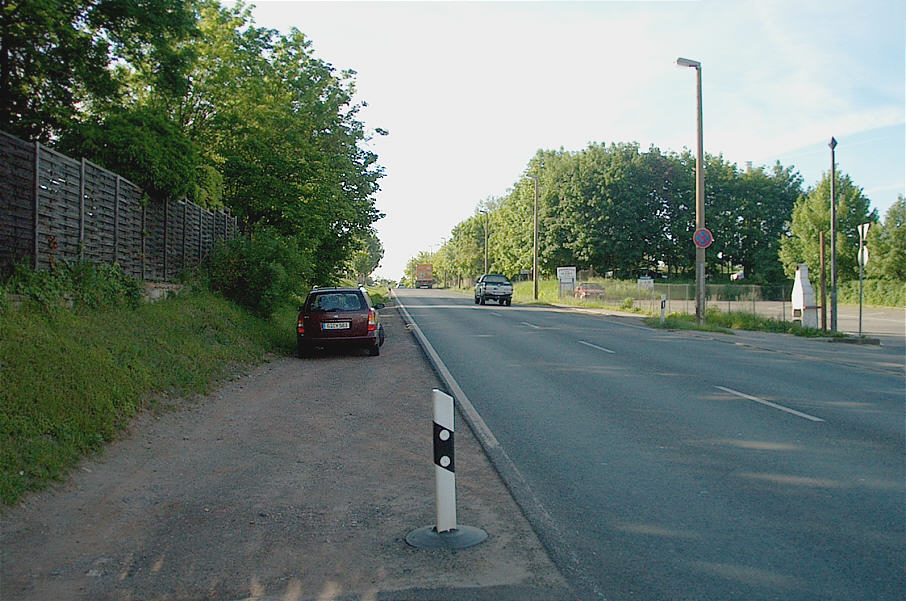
[1,305,570,601]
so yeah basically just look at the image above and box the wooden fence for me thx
[1,130,238,281]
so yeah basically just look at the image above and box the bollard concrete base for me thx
[405,525,488,550]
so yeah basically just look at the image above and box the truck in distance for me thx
[415,263,434,288]
[475,274,513,306]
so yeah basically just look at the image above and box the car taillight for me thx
[367,308,377,331]
[297,315,305,334]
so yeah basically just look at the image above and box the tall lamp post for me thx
[478,209,489,275]
[440,237,448,289]
[526,174,539,300]
[677,57,707,324]
[829,137,838,333]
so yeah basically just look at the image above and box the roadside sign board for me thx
[557,266,577,282]
[693,227,714,249]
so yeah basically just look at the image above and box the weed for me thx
[0,289,294,506]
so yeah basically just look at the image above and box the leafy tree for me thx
[709,161,801,283]
[181,4,384,280]
[348,229,384,284]
[779,170,877,281]
[1,0,197,141]
[56,104,200,202]
[868,195,906,280]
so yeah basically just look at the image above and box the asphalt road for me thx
[395,288,905,601]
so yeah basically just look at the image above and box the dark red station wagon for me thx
[296,287,385,357]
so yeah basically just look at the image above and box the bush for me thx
[0,289,294,505]
[838,279,905,307]
[202,230,311,317]
[1,261,142,310]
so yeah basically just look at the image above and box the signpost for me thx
[858,223,871,337]
[693,227,713,249]
[557,266,577,299]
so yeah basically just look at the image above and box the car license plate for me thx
[322,322,350,330]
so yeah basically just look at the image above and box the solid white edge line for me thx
[715,386,825,422]
[578,340,616,354]
[394,293,500,448]
[393,291,606,599]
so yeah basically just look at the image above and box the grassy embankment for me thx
[0,279,300,507]
[511,278,852,337]
[0,274,392,507]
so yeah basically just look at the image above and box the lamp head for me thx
[676,57,701,69]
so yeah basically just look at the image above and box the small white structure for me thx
[791,264,819,328]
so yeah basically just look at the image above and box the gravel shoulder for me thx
[1,304,570,601]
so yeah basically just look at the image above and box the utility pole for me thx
[479,209,489,275]
[677,57,706,324]
[829,137,838,332]
[526,174,539,300]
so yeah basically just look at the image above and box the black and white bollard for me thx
[405,389,487,550]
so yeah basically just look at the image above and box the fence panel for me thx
[0,130,238,282]
[35,146,82,269]
[118,179,144,279]
[0,133,35,269]
[82,160,118,266]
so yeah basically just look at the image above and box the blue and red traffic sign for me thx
[693,227,714,249]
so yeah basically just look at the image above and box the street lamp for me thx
[829,137,838,332]
[676,56,707,324]
[441,236,448,288]
[478,209,489,275]
[526,174,539,300]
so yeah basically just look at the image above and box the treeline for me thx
[2,0,384,293]
[410,142,905,291]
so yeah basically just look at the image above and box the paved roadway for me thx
[395,288,904,601]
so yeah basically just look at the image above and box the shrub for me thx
[202,230,311,317]
[1,261,142,310]
[837,279,905,307]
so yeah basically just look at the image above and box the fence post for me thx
[141,203,146,281]
[163,201,168,281]
[197,206,203,264]
[32,141,40,269]
[182,202,187,271]
[113,176,120,265]
[79,158,86,261]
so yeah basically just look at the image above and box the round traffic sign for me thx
[693,227,714,249]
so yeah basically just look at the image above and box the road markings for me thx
[521,321,542,329]
[578,340,616,354]
[715,386,824,422]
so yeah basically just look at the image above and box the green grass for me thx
[838,279,905,307]
[645,309,844,338]
[0,290,295,506]
[512,278,647,312]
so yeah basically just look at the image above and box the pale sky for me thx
[238,0,905,280]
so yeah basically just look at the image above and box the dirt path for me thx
[1,306,570,601]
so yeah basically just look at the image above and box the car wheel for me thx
[475,296,480,304]
[505,299,512,306]
[297,343,312,358]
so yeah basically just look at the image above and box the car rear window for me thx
[485,275,510,283]
[310,292,365,311]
